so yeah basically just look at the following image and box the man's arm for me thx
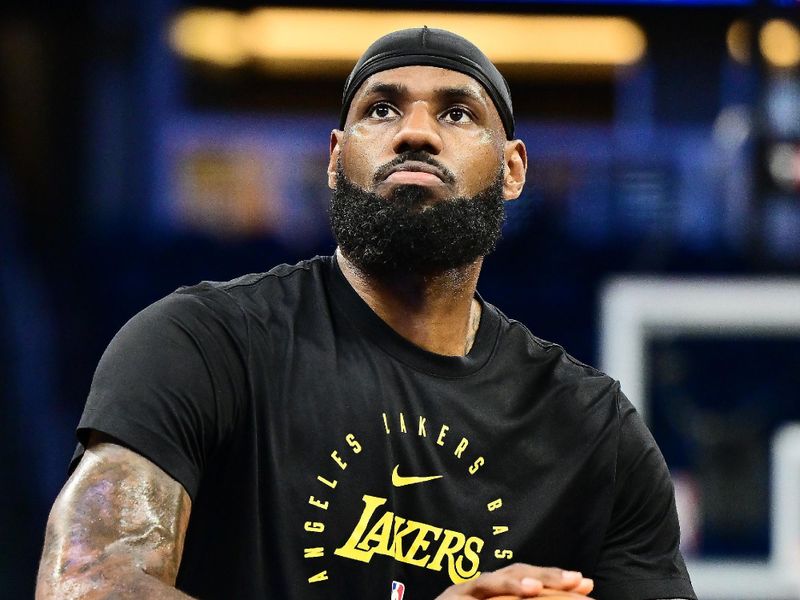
[590,390,696,600]
[36,433,194,599]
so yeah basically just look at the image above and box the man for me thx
[37,28,695,600]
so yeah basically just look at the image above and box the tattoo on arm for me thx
[36,435,194,599]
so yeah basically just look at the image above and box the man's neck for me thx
[335,249,483,357]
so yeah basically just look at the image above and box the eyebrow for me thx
[360,82,487,108]
[361,82,407,99]
[435,85,486,106]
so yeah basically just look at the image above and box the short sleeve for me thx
[69,288,248,500]
[592,391,696,600]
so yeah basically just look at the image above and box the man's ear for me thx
[502,139,527,201]
[328,130,343,190]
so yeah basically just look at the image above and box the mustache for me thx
[372,152,457,186]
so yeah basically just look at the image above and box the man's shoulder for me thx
[170,255,329,308]
[129,256,330,338]
[490,302,620,399]
[178,255,327,295]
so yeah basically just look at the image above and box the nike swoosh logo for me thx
[391,465,443,487]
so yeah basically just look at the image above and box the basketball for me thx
[487,591,595,600]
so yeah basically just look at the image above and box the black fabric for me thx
[340,27,515,139]
[71,256,695,600]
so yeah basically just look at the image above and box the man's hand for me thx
[435,563,594,599]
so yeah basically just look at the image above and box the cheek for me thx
[451,133,503,191]
[340,128,379,186]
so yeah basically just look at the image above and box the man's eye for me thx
[442,108,473,123]
[368,103,398,119]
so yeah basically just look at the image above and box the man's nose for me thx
[391,102,444,155]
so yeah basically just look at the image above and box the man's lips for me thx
[382,161,448,186]
[384,171,444,185]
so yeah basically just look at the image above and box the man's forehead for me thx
[338,28,515,138]
[353,66,491,103]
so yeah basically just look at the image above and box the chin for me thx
[383,183,449,207]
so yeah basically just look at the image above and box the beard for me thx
[329,163,505,277]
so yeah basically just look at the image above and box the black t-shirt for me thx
[71,255,695,600]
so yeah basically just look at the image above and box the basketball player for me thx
[36,28,696,599]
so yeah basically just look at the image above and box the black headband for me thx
[339,27,515,140]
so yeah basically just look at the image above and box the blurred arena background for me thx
[1,0,799,597]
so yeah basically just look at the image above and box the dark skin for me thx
[329,66,527,357]
[36,432,193,599]
[36,66,595,599]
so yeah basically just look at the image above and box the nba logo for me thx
[391,580,405,600]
